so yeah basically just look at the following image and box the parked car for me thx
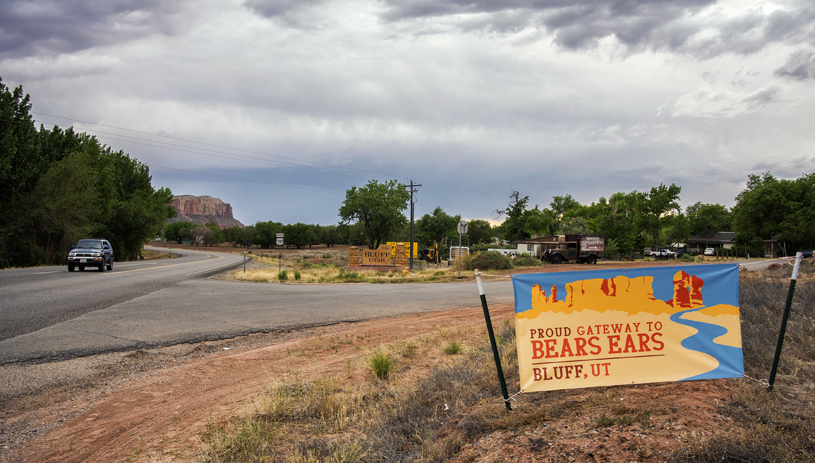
[68,239,113,272]
[644,247,676,259]
[704,248,715,256]
[802,250,813,258]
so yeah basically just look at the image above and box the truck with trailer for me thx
[542,235,606,264]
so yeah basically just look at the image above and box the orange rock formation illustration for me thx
[518,271,707,319]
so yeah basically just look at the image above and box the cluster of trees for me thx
[330,175,815,258]
[0,79,175,267]
[164,220,368,249]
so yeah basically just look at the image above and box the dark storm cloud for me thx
[775,50,815,80]
[243,0,330,21]
[0,0,187,60]
[380,0,815,58]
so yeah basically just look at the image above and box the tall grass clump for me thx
[442,341,462,355]
[368,345,397,380]
[277,270,288,281]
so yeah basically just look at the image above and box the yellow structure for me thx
[386,242,418,259]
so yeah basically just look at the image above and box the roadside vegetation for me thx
[1,79,175,268]
[140,249,181,261]
[202,261,815,462]
[229,249,546,284]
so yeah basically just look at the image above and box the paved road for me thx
[738,256,799,271]
[0,248,515,365]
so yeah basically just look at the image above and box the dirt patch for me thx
[2,304,517,462]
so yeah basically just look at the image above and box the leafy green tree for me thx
[336,222,366,246]
[466,219,493,245]
[321,224,340,247]
[205,221,225,243]
[732,172,815,252]
[93,149,175,260]
[686,202,733,235]
[241,225,255,248]
[550,194,581,220]
[165,221,197,243]
[223,226,244,246]
[1,79,175,265]
[660,213,690,248]
[555,217,592,235]
[24,153,98,264]
[635,183,681,249]
[593,192,640,257]
[284,223,317,249]
[523,206,556,237]
[253,221,283,249]
[497,191,530,242]
[416,206,459,248]
[338,179,409,249]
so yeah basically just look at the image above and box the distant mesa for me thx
[168,195,245,229]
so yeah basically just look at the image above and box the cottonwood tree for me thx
[416,206,459,249]
[686,202,733,236]
[338,179,409,249]
[496,191,530,242]
[732,172,815,253]
[466,219,493,245]
[1,79,175,265]
[635,183,681,249]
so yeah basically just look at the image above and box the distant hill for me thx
[168,195,245,229]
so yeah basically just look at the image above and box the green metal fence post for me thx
[768,253,803,390]
[475,270,512,411]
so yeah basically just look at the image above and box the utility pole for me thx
[406,180,421,270]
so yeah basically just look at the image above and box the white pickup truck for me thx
[644,248,676,259]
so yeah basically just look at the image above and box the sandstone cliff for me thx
[168,195,245,229]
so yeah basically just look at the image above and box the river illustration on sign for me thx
[512,264,743,392]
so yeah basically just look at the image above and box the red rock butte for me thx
[168,195,245,229]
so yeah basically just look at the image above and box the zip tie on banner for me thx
[505,389,524,404]
[742,374,770,388]
[478,273,515,278]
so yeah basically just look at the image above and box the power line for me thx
[150,164,338,194]
[33,112,525,201]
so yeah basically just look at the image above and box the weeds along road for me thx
[0,247,514,365]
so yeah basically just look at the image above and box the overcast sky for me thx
[3,0,814,226]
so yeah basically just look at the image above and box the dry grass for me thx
[232,264,471,284]
[140,249,181,260]
[230,248,546,284]
[201,259,815,462]
[676,260,815,463]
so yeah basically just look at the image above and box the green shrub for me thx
[512,254,541,267]
[294,270,301,281]
[464,251,512,271]
[277,270,288,281]
[337,269,361,281]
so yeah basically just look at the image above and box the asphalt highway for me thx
[0,248,515,365]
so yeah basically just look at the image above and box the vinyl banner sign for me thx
[513,264,743,392]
